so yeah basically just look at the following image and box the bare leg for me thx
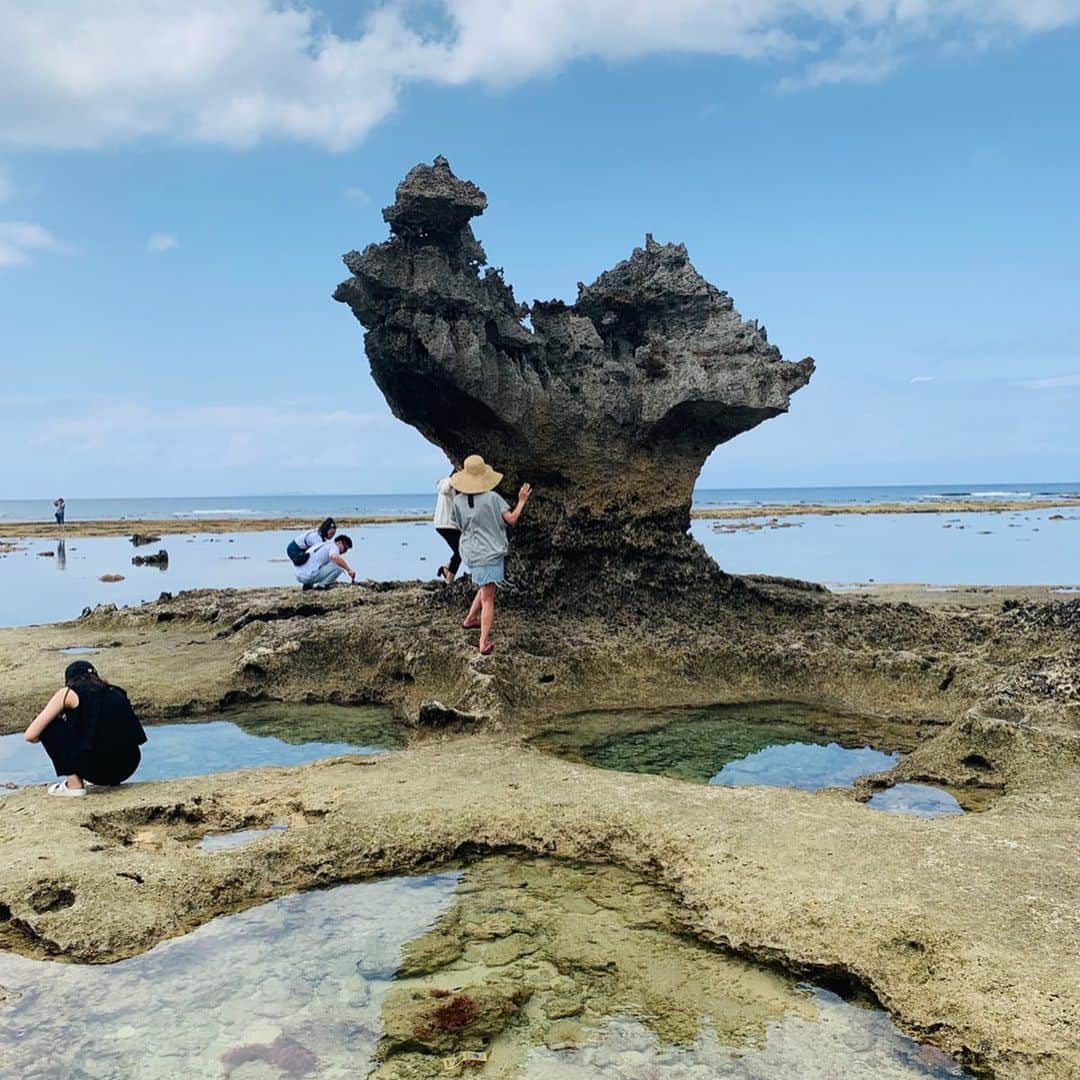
[463,589,483,628]
[478,584,496,653]
[65,774,84,790]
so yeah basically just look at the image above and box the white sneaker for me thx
[47,779,86,797]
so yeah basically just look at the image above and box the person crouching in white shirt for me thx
[296,535,356,590]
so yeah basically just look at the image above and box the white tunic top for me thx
[296,540,339,582]
[433,477,457,530]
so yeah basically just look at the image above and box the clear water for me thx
[0,858,966,1079]
[693,507,1080,588]
[0,703,403,791]
[4,502,1078,629]
[0,524,447,627]
[534,703,907,791]
[867,784,965,818]
[198,824,290,852]
[711,741,898,790]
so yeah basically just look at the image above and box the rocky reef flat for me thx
[1,579,1078,1077]
[2,497,1078,540]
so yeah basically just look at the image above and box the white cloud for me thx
[30,399,398,471]
[147,232,179,252]
[1015,374,1080,389]
[910,375,935,383]
[0,2,1077,150]
[0,220,67,266]
[343,186,371,203]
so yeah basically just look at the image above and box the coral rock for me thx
[335,158,814,596]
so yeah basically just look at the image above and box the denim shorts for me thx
[470,559,505,586]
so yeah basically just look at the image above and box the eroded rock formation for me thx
[335,156,813,594]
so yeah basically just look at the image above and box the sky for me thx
[1,0,1078,498]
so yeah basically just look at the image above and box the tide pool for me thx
[0,703,403,791]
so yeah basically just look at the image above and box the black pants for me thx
[436,528,462,575]
[286,540,309,566]
[40,719,141,785]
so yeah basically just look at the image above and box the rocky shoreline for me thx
[1,578,1078,1076]
[3,157,1078,1078]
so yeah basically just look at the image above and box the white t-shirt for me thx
[433,477,456,530]
[293,528,323,550]
[296,539,339,582]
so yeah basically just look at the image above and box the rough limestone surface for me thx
[334,157,814,593]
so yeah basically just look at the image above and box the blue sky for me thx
[1,1,1078,498]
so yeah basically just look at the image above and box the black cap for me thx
[64,660,96,683]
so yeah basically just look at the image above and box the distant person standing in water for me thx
[53,497,65,527]
[23,661,147,796]
[287,517,336,566]
[451,455,531,656]
[296,534,356,590]
[433,472,462,584]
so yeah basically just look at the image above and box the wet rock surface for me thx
[0,738,1074,1076]
[0,860,968,1080]
[0,582,1078,1076]
[334,157,813,595]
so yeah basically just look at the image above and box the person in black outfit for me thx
[433,474,462,584]
[23,661,147,797]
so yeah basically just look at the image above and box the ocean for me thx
[2,482,1078,523]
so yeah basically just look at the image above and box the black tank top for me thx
[67,681,148,755]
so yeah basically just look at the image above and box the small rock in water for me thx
[131,550,168,566]
[99,574,125,583]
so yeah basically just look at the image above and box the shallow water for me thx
[712,740,898,790]
[2,507,1079,628]
[0,524,448,627]
[0,703,403,791]
[535,703,906,789]
[198,823,290,852]
[0,858,966,1079]
[867,783,965,818]
[693,507,1080,588]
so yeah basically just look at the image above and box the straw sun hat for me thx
[450,454,503,495]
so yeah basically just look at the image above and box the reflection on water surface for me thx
[867,783,965,817]
[0,702,404,791]
[533,702,967,814]
[533,702,905,787]
[0,858,966,1079]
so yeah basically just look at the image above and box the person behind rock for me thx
[23,661,147,797]
[296,534,355,590]
[451,455,531,655]
[53,496,65,527]
[287,517,336,567]
[433,472,462,584]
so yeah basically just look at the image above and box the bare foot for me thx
[461,619,481,630]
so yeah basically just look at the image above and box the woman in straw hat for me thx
[450,454,532,655]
